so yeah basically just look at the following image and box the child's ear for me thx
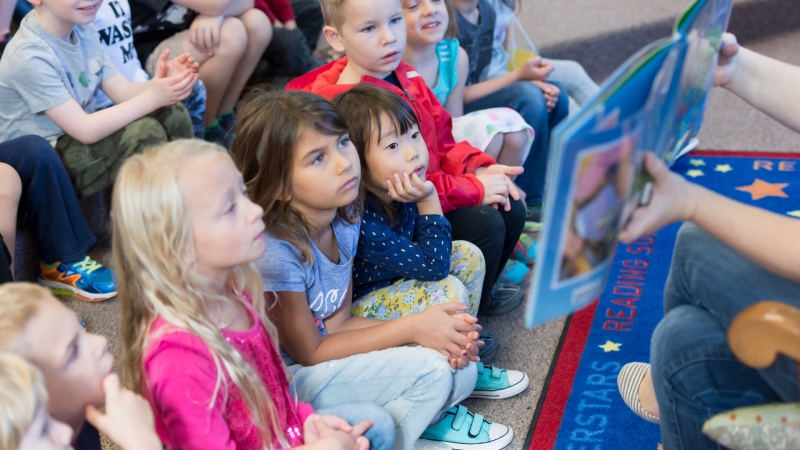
[323,25,346,54]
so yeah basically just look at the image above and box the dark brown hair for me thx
[444,0,458,39]
[231,87,363,264]
[333,85,420,227]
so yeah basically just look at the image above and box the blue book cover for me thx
[525,0,733,328]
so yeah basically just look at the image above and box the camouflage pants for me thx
[55,103,193,197]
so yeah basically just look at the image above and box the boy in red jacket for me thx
[286,0,527,322]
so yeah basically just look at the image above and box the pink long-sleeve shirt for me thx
[142,305,314,449]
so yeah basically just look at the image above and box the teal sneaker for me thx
[38,256,117,302]
[421,405,512,450]
[469,363,529,400]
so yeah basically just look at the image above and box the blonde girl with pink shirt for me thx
[112,139,394,450]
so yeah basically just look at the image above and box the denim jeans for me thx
[463,81,569,206]
[290,346,477,450]
[0,136,95,263]
[651,223,800,449]
[544,58,600,115]
[316,402,396,450]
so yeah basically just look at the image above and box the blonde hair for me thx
[0,352,48,450]
[0,283,49,346]
[112,139,288,449]
[319,0,349,29]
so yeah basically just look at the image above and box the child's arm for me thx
[620,153,800,282]
[300,415,370,450]
[45,67,196,144]
[718,33,800,133]
[86,375,162,450]
[101,50,199,104]
[266,283,478,367]
[463,56,553,104]
[442,47,469,117]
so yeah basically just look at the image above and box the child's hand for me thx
[532,81,560,112]
[411,303,477,365]
[513,56,554,82]
[618,153,700,243]
[715,33,741,88]
[303,415,370,450]
[148,52,197,108]
[386,172,437,204]
[189,14,225,57]
[86,374,162,450]
[164,52,199,78]
[475,165,524,211]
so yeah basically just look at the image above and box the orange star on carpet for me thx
[736,179,789,200]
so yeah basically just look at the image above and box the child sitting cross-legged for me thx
[0,283,163,450]
[232,88,515,450]
[288,0,528,330]
[112,139,394,450]
[0,1,197,199]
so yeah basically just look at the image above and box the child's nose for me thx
[381,27,397,45]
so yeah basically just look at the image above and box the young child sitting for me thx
[451,0,568,219]
[0,136,116,300]
[0,283,160,450]
[401,0,533,172]
[287,0,527,319]
[92,0,208,139]
[0,1,197,198]
[112,139,393,450]
[129,0,272,141]
[232,88,514,450]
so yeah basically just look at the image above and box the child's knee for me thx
[239,9,273,47]
[452,241,485,270]
[124,117,169,144]
[0,164,21,202]
[218,17,248,56]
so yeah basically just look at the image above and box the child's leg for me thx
[449,241,485,316]
[148,103,195,140]
[291,346,476,450]
[544,59,600,107]
[352,276,471,320]
[0,162,21,280]
[55,117,170,197]
[217,9,272,114]
[0,136,96,264]
[181,79,208,139]
[291,0,324,50]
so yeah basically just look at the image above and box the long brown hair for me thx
[333,85,420,228]
[231,87,363,265]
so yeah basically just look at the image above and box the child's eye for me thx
[311,154,325,165]
[339,137,351,148]
[362,25,375,33]
[387,142,399,150]
[390,16,403,24]
[406,2,419,10]
[227,202,237,214]
[411,131,421,139]
[67,343,78,363]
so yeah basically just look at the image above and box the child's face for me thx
[364,115,429,200]
[31,0,102,30]
[179,152,266,277]
[402,0,449,47]
[18,405,73,450]
[12,295,113,426]
[289,128,361,216]
[328,0,407,77]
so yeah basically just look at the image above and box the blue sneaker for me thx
[421,405,512,450]
[469,363,529,399]
[38,256,117,302]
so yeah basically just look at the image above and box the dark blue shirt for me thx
[353,197,453,299]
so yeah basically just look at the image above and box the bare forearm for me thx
[690,184,800,281]
[726,47,800,133]
[73,96,156,144]
[116,81,151,103]
[301,317,414,365]
[463,72,520,104]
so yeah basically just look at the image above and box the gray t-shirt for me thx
[0,12,119,142]
[258,218,359,335]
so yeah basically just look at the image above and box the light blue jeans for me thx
[651,223,800,449]
[290,346,478,450]
[316,402,396,450]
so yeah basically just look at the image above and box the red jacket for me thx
[253,0,295,24]
[286,57,496,214]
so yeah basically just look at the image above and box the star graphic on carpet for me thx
[715,164,733,173]
[788,211,800,218]
[686,169,704,178]
[598,340,622,352]
[736,179,789,200]
[689,159,706,166]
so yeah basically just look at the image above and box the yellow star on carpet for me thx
[599,340,622,352]
[689,159,706,166]
[715,164,733,173]
[686,169,704,178]
[788,211,800,218]
[736,179,789,201]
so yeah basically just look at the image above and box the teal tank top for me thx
[431,38,461,105]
